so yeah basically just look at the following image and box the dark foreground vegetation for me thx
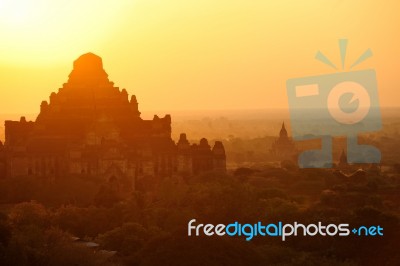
[0,165,399,266]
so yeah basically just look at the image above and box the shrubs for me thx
[0,176,100,207]
[1,202,109,266]
[0,167,398,265]
[97,223,162,256]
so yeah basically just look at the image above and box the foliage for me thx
[0,167,399,265]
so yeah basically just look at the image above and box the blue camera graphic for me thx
[287,69,382,168]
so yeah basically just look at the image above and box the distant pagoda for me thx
[270,122,297,162]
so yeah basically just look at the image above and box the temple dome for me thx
[68,52,108,82]
[73,52,103,71]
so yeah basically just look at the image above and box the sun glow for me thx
[0,0,130,66]
[0,0,400,114]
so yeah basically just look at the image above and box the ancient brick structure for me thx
[0,53,226,187]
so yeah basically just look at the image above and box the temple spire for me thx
[279,122,288,138]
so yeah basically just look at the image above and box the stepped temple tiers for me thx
[0,53,226,188]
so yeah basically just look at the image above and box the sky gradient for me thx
[0,0,399,115]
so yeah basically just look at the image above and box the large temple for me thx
[0,53,226,188]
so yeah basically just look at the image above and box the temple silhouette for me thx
[270,122,297,162]
[0,53,226,187]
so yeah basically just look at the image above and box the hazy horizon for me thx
[1,1,400,114]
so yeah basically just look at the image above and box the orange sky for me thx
[0,0,399,116]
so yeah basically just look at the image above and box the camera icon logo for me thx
[286,41,382,168]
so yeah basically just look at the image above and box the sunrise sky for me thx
[0,0,399,116]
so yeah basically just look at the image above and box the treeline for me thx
[0,167,399,265]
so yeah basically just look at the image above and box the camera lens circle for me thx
[327,81,370,124]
